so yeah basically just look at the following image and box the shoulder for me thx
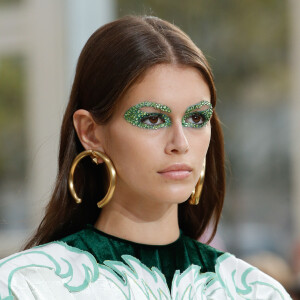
[60,225,101,251]
[207,252,292,299]
[181,233,224,271]
[60,227,88,247]
[182,233,224,256]
[0,241,99,299]
[180,235,291,299]
[170,250,292,299]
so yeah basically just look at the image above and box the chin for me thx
[172,195,191,204]
[154,189,193,204]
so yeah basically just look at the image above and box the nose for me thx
[164,121,189,155]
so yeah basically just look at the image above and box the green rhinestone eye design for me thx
[124,100,213,130]
[182,101,213,128]
[124,101,172,129]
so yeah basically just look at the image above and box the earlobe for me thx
[73,110,106,162]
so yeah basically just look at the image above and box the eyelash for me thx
[140,113,171,129]
[139,110,212,129]
[182,111,212,128]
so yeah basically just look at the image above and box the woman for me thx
[0,15,291,299]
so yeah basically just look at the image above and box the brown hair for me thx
[24,15,225,249]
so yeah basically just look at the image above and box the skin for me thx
[73,64,212,245]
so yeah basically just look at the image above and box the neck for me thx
[94,196,180,245]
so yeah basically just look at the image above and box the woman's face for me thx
[98,64,212,205]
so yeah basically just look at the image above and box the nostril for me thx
[169,144,189,154]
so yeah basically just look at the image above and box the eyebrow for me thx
[135,100,212,113]
[135,101,172,113]
[185,101,212,113]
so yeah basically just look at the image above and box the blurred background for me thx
[0,0,299,294]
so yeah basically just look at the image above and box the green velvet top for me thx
[61,224,224,289]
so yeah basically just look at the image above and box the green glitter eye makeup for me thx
[124,100,213,130]
[182,101,213,128]
[124,101,172,129]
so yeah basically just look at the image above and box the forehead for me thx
[118,64,211,114]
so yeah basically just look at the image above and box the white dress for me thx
[0,227,292,299]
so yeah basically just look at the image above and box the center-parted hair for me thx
[24,15,225,249]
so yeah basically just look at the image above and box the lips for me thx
[158,164,193,173]
[158,164,192,180]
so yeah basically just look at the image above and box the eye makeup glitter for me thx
[124,101,172,129]
[182,101,213,128]
[124,100,213,130]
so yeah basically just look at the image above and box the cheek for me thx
[189,125,211,154]
[104,127,159,179]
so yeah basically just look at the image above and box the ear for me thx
[73,109,105,163]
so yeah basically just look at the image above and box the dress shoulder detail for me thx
[0,241,99,299]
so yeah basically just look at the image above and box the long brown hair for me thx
[24,15,225,249]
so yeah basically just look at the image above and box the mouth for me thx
[158,164,192,180]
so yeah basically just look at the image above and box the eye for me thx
[182,109,213,128]
[186,112,204,124]
[141,114,165,126]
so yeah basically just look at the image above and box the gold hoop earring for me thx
[68,150,116,208]
[189,158,206,205]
